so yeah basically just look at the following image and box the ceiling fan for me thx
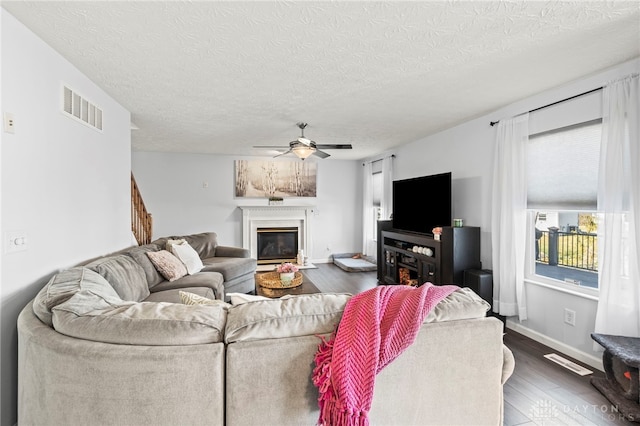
[253,123,352,160]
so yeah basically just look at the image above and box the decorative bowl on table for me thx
[258,271,303,289]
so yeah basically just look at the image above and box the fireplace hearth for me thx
[257,227,298,265]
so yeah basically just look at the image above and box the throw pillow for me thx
[165,238,186,251]
[146,250,188,282]
[179,291,230,309]
[171,242,204,275]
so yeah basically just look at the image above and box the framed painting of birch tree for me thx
[235,160,317,197]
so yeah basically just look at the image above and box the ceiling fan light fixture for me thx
[253,121,351,159]
[292,144,316,159]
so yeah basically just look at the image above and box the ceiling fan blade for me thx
[253,145,291,149]
[273,149,292,158]
[313,150,331,159]
[314,144,353,150]
[296,137,312,146]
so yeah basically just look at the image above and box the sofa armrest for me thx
[502,344,515,384]
[215,245,250,258]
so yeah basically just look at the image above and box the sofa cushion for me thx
[424,287,490,323]
[225,293,352,344]
[150,237,169,251]
[124,244,165,288]
[52,290,227,345]
[163,232,217,258]
[170,241,204,275]
[150,272,225,300]
[32,267,120,327]
[201,257,256,281]
[86,255,150,302]
[146,250,188,282]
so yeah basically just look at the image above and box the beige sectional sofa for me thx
[77,232,257,301]
[17,235,515,426]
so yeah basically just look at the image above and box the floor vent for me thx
[62,85,103,131]
[544,353,593,376]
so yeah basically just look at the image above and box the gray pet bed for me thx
[332,253,377,272]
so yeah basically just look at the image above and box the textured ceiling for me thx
[2,1,639,160]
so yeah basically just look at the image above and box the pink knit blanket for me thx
[312,283,458,426]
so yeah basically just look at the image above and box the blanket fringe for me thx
[313,333,369,426]
[318,402,369,426]
[312,334,335,396]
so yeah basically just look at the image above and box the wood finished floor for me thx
[303,263,634,426]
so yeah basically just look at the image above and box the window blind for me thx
[527,119,601,210]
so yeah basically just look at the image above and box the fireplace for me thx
[240,206,314,263]
[257,227,298,264]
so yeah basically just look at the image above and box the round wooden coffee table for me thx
[255,272,321,298]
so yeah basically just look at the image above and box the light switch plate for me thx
[4,231,28,253]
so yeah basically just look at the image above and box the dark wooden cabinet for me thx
[376,220,393,283]
[378,226,481,286]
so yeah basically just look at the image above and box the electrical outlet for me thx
[4,112,15,134]
[564,308,576,326]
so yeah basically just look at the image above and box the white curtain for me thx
[491,113,529,321]
[381,156,393,220]
[362,162,374,255]
[594,74,640,338]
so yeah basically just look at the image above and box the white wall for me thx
[0,10,132,425]
[131,152,363,262]
[393,119,493,266]
[392,57,640,369]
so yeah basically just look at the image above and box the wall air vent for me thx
[62,85,103,132]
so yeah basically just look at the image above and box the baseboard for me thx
[506,319,604,372]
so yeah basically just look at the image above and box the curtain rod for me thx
[362,154,395,166]
[489,86,603,127]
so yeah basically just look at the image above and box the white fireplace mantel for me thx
[240,206,315,261]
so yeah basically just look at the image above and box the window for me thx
[531,210,599,288]
[526,120,601,290]
[370,160,384,239]
[372,170,382,228]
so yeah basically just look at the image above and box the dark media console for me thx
[377,221,481,287]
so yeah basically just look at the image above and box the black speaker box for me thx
[463,269,493,309]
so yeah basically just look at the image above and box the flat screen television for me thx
[392,172,452,235]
